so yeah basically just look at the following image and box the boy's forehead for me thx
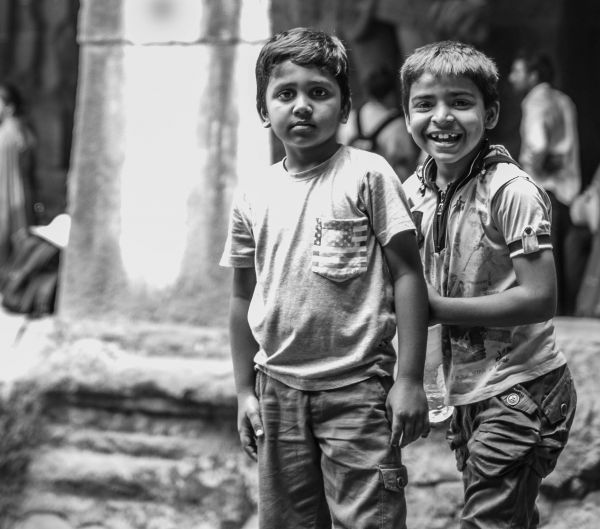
[409,72,483,98]
[269,60,336,84]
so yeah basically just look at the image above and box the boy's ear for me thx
[259,107,271,128]
[485,102,500,130]
[404,114,412,134]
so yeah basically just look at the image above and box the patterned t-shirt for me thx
[220,146,415,391]
[404,144,566,406]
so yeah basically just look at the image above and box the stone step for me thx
[27,446,250,504]
[22,334,237,412]
[54,318,231,360]
[44,425,239,460]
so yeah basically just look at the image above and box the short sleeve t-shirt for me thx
[220,146,415,390]
[404,146,566,405]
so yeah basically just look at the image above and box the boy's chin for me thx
[429,140,483,160]
[427,147,464,161]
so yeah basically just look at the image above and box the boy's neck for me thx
[283,139,340,174]
[434,143,485,191]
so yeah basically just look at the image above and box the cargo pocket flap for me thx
[500,389,537,415]
[379,465,408,492]
[542,374,575,425]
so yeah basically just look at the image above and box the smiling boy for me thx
[401,42,577,528]
[220,28,429,529]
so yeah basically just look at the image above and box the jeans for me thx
[255,371,407,529]
[447,365,577,529]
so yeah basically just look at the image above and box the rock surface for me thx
[0,314,598,528]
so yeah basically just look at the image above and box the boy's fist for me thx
[237,393,264,461]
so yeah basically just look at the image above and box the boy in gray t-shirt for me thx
[220,27,429,529]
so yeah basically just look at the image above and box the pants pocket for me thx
[467,394,541,479]
[540,367,577,425]
[535,368,577,477]
[379,465,408,491]
[378,466,408,529]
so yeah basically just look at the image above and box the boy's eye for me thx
[277,89,295,101]
[453,99,473,108]
[412,100,432,111]
[311,87,329,98]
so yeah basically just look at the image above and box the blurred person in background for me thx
[0,82,37,269]
[0,82,60,318]
[509,51,581,315]
[338,66,419,182]
[569,163,600,317]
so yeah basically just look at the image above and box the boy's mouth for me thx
[290,121,315,129]
[427,131,461,143]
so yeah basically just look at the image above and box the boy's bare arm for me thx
[229,267,263,460]
[382,231,430,447]
[428,249,556,327]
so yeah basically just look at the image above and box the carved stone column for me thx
[59,0,271,328]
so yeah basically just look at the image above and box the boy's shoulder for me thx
[331,145,401,187]
[485,160,526,195]
[403,144,539,205]
[343,144,392,168]
[482,145,539,198]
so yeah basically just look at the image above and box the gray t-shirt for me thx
[220,146,415,390]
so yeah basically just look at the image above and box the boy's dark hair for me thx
[0,82,24,116]
[515,50,555,85]
[400,41,499,113]
[255,27,351,119]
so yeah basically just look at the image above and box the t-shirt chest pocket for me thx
[312,217,369,282]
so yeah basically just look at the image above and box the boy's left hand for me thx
[386,378,430,447]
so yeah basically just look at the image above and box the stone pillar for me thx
[59,0,271,327]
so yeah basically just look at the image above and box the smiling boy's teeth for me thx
[431,132,458,140]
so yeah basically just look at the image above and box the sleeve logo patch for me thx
[521,225,539,254]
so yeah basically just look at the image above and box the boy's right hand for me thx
[237,392,264,461]
[386,377,430,447]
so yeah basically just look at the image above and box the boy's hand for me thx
[386,378,430,447]
[237,391,264,461]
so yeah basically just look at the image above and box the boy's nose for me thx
[293,96,312,117]
[432,104,454,124]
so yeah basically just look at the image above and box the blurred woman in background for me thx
[0,82,36,268]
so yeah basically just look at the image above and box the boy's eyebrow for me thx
[269,79,295,88]
[446,89,478,97]
[269,78,337,92]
